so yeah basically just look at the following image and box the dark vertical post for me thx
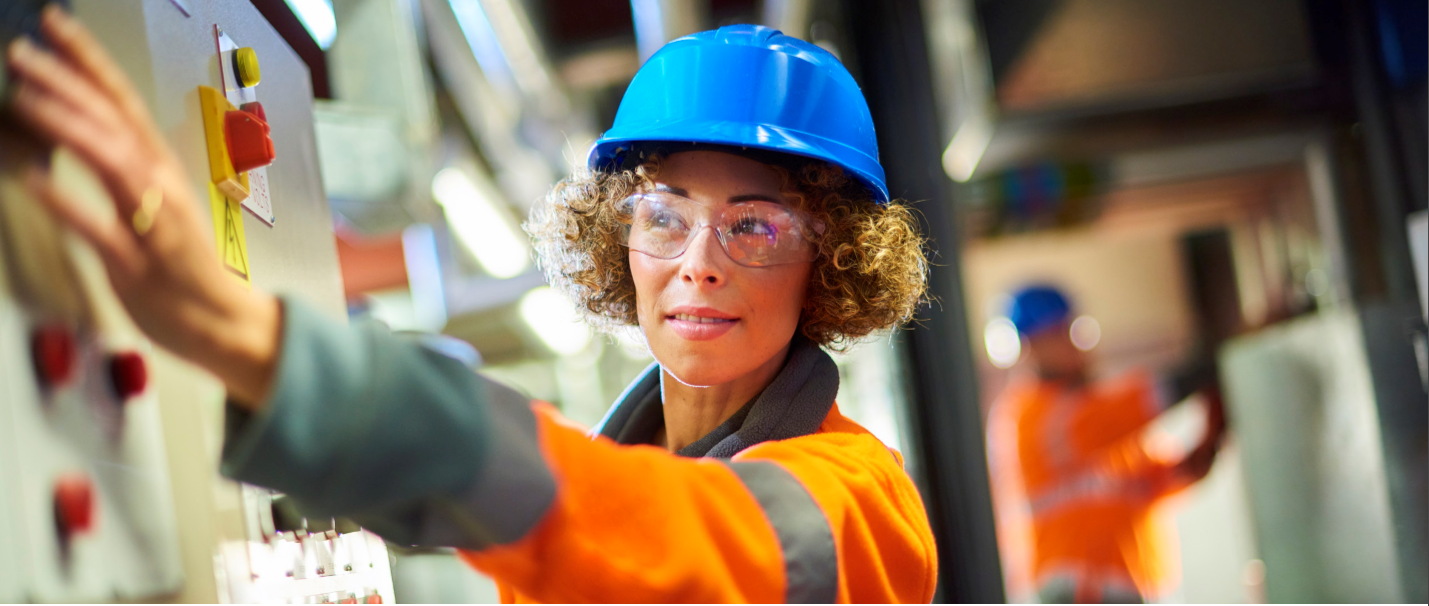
[841,0,1004,601]
[250,0,332,99]
[1321,1,1429,600]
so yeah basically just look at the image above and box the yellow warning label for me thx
[209,182,251,286]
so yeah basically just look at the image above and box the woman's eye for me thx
[730,217,778,239]
[642,209,687,232]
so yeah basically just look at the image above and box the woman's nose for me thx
[678,227,728,286]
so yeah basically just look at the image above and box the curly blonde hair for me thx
[525,151,928,350]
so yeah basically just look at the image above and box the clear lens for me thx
[626,195,692,259]
[618,192,815,267]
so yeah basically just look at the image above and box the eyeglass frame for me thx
[614,190,825,268]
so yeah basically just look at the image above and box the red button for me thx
[224,108,275,173]
[364,592,383,604]
[240,101,267,123]
[108,352,148,400]
[54,474,95,536]
[31,325,77,388]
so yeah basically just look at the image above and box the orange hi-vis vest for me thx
[986,371,1189,602]
[220,303,936,604]
[461,401,937,603]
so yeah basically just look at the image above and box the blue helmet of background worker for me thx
[1007,285,1086,379]
[1007,285,1073,337]
[588,24,890,204]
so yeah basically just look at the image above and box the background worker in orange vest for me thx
[986,285,1226,604]
[8,8,937,602]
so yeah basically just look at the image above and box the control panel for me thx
[219,491,392,603]
[0,0,394,602]
[0,150,183,601]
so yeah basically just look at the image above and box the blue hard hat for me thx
[1007,285,1073,337]
[588,24,889,204]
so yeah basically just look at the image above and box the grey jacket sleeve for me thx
[220,297,554,548]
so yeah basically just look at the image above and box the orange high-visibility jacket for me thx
[985,371,1188,601]
[221,300,938,603]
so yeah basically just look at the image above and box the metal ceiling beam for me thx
[631,0,709,62]
[760,0,812,38]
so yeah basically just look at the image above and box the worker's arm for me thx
[1086,432,1181,491]
[222,298,937,603]
[1074,383,1225,497]
[1014,375,1196,505]
[219,297,549,546]
[462,409,937,603]
[1163,356,1220,408]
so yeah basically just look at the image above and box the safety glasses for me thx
[616,191,819,267]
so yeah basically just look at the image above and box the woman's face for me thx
[630,151,813,386]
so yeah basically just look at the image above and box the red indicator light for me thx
[31,325,77,388]
[108,351,148,400]
[54,474,96,536]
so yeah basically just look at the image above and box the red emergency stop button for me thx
[54,474,95,536]
[240,101,267,122]
[224,106,275,173]
[108,351,148,400]
[31,325,77,388]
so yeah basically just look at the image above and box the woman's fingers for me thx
[6,11,176,216]
[37,6,165,146]
[7,37,128,138]
[24,166,144,278]
[8,80,150,214]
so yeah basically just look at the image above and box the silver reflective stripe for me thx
[725,461,839,603]
[1027,472,1153,519]
[420,378,557,549]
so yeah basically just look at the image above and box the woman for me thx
[7,8,936,603]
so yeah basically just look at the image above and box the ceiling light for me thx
[1070,315,1101,351]
[984,317,1022,369]
[432,167,530,279]
[943,117,993,182]
[520,287,591,355]
[283,0,337,50]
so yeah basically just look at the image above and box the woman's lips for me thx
[665,309,739,341]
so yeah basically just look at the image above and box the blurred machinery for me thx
[1220,311,1406,603]
[0,0,393,602]
[0,149,184,602]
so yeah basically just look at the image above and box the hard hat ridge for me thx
[589,24,890,204]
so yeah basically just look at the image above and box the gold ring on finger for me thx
[132,186,163,236]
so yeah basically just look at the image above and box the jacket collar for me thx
[592,336,840,458]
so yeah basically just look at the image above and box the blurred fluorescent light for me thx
[1070,315,1101,352]
[1304,268,1329,297]
[984,317,1022,369]
[432,167,530,279]
[283,0,337,50]
[631,0,667,62]
[943,117,993,183]
[520,287,591,355]
[449,0,515,94]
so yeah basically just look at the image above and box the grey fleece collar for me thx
[592,337,840,458]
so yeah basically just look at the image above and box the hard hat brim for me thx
[589,119,891,205]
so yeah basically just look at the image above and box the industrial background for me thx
[0,0,1424,602]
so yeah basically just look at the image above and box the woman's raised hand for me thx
[5,5,279,406]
